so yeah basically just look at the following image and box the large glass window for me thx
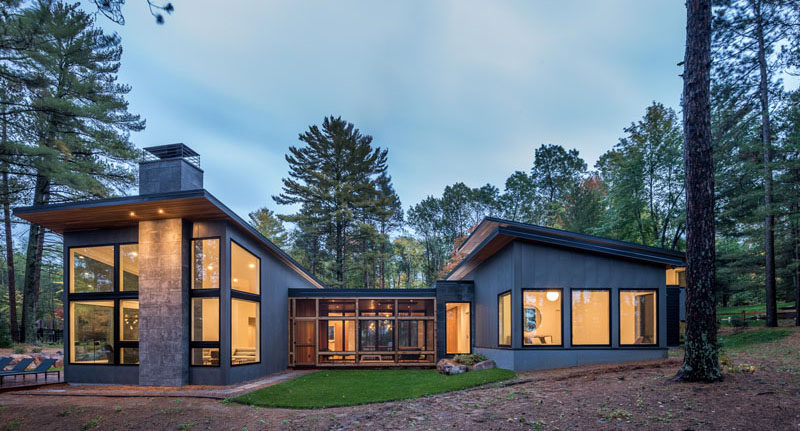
[446,302,471,354]
[231,299,260,364]
[70,246,114,293]
[190,238,221,366]
[620,290,657,345]
[523,290,562,346]
[571,290,610,346]
[398,320,433,350]
[192,239,219,290]
[70,301,114,364]
[191,298,219,342]
[119,244,139,291]
[68,243,139,365]
[498,292,511,346]
[231,242,259,294]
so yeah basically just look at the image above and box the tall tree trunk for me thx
[2,170,18,342]
[793,201,800,326]
[1,104,18,342]
[676,0,722,382]
[753,0,778,327]
[20,174,49,343]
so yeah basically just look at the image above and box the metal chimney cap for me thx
[142,143,200,167]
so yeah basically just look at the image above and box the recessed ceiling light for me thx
[158,208,164,214]
[129,211,136,217]
[248,263,255,269]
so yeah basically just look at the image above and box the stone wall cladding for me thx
[138,218,188,386]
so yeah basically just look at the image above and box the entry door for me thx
[445,302,471,354]
[295,321,316,365]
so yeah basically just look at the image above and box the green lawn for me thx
[232,368,517,409]
[718,328,792,351]
[717,301,794,316]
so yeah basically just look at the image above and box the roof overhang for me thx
[446,217,686,280]
[13,189,325,289]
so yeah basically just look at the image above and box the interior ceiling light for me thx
[546,291,560,302]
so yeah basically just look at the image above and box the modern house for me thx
[14,145,685,386]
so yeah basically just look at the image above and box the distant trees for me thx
[596,103,685,249]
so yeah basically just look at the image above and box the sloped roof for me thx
[446,217,686,280]
[14,189,325,289]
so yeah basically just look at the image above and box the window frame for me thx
[618,288,659,347]
[189,236,222,367]
[569,288,612,347]
[229,239,262,367]
[445,301,472,355]
[497,290,512,348]
[67,242,139,366]
[521,288,564,348]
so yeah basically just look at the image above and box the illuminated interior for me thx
[231,242,260,294]
[665,267,686,287]
[498,292,511,346]
[191,298,219,341]
[523,290,562,346]
[571,290,610,345]
[446,302,470,354]
[70,300,114,364]
[620,290,657,345]
[231,298,259,364]
[290,297,435,366]
[190,238,221,366]
[119,244,139,291]
[70,246,114,293]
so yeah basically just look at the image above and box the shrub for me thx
[729,317,748,328]
[31,346,42,353]
[13,346,26,354]
[453,353,489,366]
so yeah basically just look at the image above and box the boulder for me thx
[436,358,458,373]
[469,359,497,371]
[436,358,469,375]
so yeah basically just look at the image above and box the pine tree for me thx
[16,1,144,342]
[248,207,289,250]
[274,116,395,288]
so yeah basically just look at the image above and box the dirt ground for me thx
[2,327,799,430]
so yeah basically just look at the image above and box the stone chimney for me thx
[139,144,203,194]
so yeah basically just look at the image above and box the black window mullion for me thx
[113,299,120,365]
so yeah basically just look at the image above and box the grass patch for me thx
[719,328,792,350]
[233,368,517,409]
[717,301,794,316]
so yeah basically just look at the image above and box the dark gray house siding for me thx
[468,240,669,371]
[434,281,475,358]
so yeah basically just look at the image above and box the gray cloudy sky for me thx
[105,1,686,218]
